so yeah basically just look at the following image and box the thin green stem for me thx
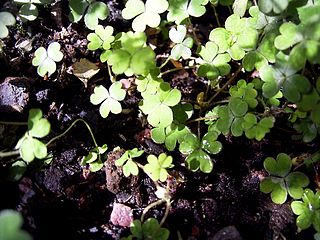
[186,115,218,125]
[207,66,242,106]
[212,6,221,27]
[141,199,166,223]
[107,64,115,83]
[159,200,171,226]
[46,119,98,148]
[159,57,171,69]
[187,18,200,46]
[0,121,27,125]
[0,150,20,158]
[161,66,196,76]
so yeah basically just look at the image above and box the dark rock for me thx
[211,226,243,240]
[0,77,34,114]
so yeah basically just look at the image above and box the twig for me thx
[160,66,196,76]
[0,121,27,125]
[0,150,20,159]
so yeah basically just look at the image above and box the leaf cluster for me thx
[291,189,320,232]
[139,82,182,128]
[107,31,156,76]
[122,0,169,32]
[260,153,309,204]
[144,153,174,182]
[69,0,109,30]
[81,144,108,172]
[87,25,115,62]
[0,209,32,240]
[167,0,210,24]
[151,103,193,151]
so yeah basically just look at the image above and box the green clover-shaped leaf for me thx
[87,25,115,51]
[197,41,231,80]
[258,0,288,16]
[0,11,16,38]
[84,1,109,30]
[32,42,63,77]
[128,218,169,240]
[90,82,126,118]
[167,0,209,24]
[0,209,32,240]
[263,153,292,177]
[140,83,181,127]
[69,0,109,30]
[185,149,213,173]
[260,153,309,204]
[81,144,107,172]
[179,132,220,173]
[169,25,193,60]
[209,14,258,60]
[201,131,222,154]
[291,189,320,231]
[144,153,174,182]
[115,148,143,177]
[108,31,156,76]
[242,114,274,141]
[28,108,51,138]
[274,22,303,51]
[122,0,169,32]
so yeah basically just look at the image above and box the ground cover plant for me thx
[0,0,320,239]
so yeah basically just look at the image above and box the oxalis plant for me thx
[3,0,320,238]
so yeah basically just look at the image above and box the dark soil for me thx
[0,1,319,240]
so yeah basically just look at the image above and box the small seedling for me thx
[122,218,169,240]
[122,0,169,32]
[139,82,181,128]
[32,42,64,77]
[107,31,156,76]
[229,80,258,108]
[69,0,109,30]
[14,0,53,21]
[115,148,144,177]
[144,153,174,182]
[90,82,126,118]
[260,153,309,204]
[0,209,32,240]
[87,25,115,62]
[15,109,51,163]
[179,131,222,173]
[291,188,320,232]
[169,25,193,60]
[0,11,16,39]
[81,144,108,172]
